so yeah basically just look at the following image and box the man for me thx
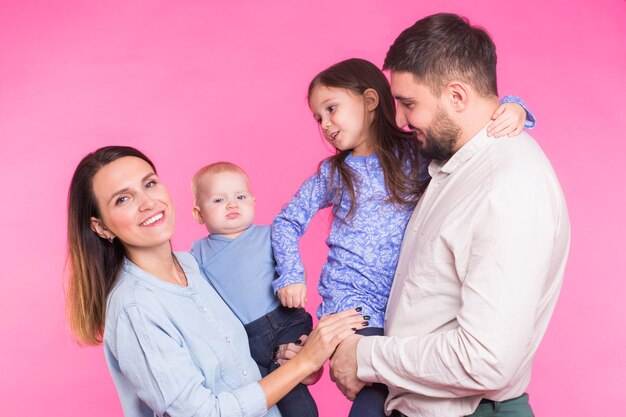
[330,13,570,417]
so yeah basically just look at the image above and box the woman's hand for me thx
[258,308,366,407]
[274,334,323,384]
[296,308,367,374]
[274,335,307,366]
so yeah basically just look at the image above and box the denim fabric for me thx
[245,306,317,417]
[348,327,388,417]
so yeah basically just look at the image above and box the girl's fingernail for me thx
[363,315,370,320]
[355,307,362,312]
[295,339,302,345]
[362,321,369,326]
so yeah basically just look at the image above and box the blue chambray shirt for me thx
[103,252,281,417]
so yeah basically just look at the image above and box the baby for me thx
[190,162,319,417]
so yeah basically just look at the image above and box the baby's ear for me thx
[363,88,379,111]
[192,206,205,224]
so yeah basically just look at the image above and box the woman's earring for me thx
[108,236,114,243]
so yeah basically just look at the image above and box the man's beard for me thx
[416,107,462,161]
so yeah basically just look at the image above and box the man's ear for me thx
[444,81,469,112]
[90,217,114,241]
[363,88,379,111]
[192,206,205,225]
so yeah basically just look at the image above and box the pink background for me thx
[1,1,625,415]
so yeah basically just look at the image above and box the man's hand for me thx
[277,283,307,308]
[330,333,367,401]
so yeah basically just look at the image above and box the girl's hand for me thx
[277,283,307,308]
[487,102,526,138]
[297,308,367,373]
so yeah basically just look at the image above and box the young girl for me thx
[271,58,534,417]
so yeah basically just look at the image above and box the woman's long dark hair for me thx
[308,58,427,219]
[66,146,156,345]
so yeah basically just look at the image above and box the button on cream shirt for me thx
[356,127,570,417]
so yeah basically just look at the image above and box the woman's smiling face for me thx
[90,156,175,255]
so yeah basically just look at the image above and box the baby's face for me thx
[194,171,255,238]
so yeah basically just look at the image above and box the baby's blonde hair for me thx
[191,162,250,202]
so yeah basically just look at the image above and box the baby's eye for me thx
[212,197,224,203]
[237,194,247,200]
[326,105,336,113]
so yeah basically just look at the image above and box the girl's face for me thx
[309,85,375,156]
[90,156,175,257]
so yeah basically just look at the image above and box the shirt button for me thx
[226,336,232,343]
[242,369,248,376]
[202,307,208,313]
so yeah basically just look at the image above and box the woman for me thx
[66,146,365,416]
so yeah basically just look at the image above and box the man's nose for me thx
[395,109,408,129]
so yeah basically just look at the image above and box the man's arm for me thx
[350,176,564,397]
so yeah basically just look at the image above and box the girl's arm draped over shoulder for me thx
[271,162,333,293]
[488,95,536,137]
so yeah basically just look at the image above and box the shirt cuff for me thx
[500,95,536,129]
[355,335,384,384]
[230,382,269,417]
[272,274,306,293]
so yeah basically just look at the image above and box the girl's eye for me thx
[115,196,129,206]
[327,105,336,113]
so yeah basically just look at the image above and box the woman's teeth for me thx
[141,212,163,226]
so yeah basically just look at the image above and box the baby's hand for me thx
[487,102,526,138]
[277,283,307,308]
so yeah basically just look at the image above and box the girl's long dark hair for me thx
[308,58,427,218]
[66,146,156,345]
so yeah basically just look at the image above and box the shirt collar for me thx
[428,125,491,177]
[122,252,196,292]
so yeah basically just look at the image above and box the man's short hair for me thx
[383,13,498,97]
